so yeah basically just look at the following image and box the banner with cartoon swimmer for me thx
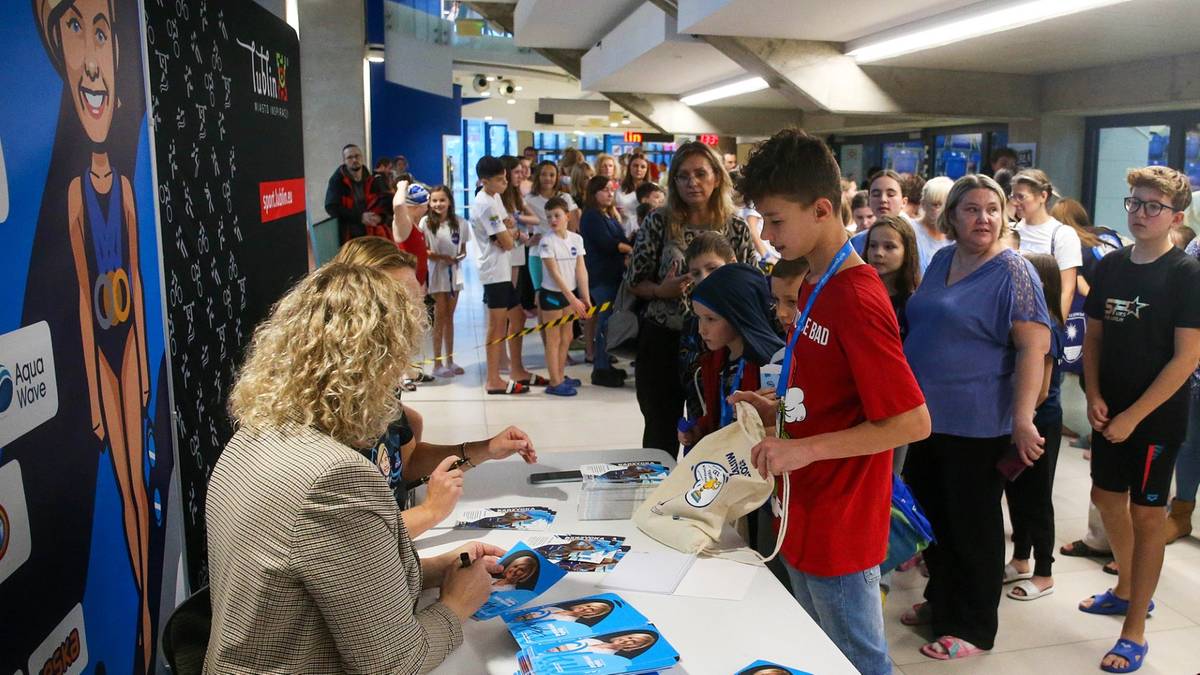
[0,1,177,674]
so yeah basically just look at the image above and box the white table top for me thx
[413,448,858,675]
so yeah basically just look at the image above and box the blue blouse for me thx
[904,246,1051,438]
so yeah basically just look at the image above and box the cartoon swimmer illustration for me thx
[36,0,153,669]
[690,476,723,503]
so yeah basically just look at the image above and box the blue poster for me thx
[735,660,815,675]
[0,1,173,674]
[474,541,567,620]
[503,593,650,647]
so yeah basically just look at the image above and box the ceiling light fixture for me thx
[515,85,524,92]
[506,98,517,105]
[484,115,493,121]
[480,91,491,97]
[680,76,769,106]
[845,0,1132,63]
[486,75,497,82]
[621,115,631,126]
[609,122,619,127]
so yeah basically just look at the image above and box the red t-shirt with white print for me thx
[777,264,925,576]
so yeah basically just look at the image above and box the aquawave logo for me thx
[235,37,288,102]
[0,358,48,415]
[0,364,12,414]
[0,322,59,448]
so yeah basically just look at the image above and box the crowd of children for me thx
[340,130,1199,675]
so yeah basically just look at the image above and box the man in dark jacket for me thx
[325,144,391,242]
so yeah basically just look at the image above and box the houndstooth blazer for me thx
[203,421,463,674]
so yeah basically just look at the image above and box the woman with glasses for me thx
[624,142,756,452]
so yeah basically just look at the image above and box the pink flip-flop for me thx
[920,636,987,661]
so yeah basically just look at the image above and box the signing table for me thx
[413,448,858,674]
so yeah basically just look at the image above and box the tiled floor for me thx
[406,249,1200,674]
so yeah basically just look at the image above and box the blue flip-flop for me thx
[1101,638,1148,673]
[1079,589,1155,616]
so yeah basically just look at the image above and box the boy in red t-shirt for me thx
[732,130,930,675]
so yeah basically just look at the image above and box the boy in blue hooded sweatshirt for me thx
[678,263,784,448]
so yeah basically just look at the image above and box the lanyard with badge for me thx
[770,238,853,516]
[719,357,746,428]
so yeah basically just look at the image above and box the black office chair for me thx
[161,585,211,675]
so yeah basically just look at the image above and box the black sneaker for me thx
[610,367,628,378]
[591,369,626,388]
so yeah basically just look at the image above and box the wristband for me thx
[458,442,476,467]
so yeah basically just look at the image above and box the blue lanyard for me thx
[719,357,746,427]
[776,239,854,398]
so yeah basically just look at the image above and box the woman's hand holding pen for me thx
[423,455,465,524]
[439,541,506,620]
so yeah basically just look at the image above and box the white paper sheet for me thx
[598,550,696,595]
[672,556,758,601]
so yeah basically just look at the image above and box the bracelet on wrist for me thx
[458,442,476,468]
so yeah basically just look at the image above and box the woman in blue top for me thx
[580,175,632,387]
[901,174,1051,662]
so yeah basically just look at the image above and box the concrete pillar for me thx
[299,0,366,223]
[1008,114,1086,201]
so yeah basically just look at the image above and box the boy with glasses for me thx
[1079,166,1200,673]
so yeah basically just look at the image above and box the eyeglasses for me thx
[1124,196,1179,218]
[675,171,711,184]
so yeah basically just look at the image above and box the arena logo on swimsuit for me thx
[92,268,132,330]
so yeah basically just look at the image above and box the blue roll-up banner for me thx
[0,1,175,673]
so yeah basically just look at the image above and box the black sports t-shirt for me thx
[1083,246,1200,444]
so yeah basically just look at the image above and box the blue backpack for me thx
[882,474,936,574]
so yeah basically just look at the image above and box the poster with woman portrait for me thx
[473,542,566,620]
[0,1,175,674]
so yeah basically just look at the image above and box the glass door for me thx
[1186,122,1200,191]
[443,134,463,217]
[461,119,486,215]
[1093,124,1171,236]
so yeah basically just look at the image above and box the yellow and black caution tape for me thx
[410,301,613,366]
[484,301,613,346]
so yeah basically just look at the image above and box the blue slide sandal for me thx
[1101,638,1148,673]
[1079,589,1154,616]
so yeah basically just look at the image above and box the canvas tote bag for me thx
[634,401,788,561]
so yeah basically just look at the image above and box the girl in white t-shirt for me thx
[538,196,590,396]
[1012,169,1080,319]
[616,154,652,239]
[420,186,468,378]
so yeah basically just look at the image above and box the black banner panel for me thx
[144,0,308,588]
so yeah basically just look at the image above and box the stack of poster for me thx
[578,462,669,520]
[502,593,680,674]
[455,506,557,530]
[528,534,630,573]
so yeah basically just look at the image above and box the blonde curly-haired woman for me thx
[204,263,504,674]
[331,237,538,536]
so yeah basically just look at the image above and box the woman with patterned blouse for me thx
[624,142,756,452]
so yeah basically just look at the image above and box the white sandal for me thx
[1007,579,1054,601]
[1003,563,1033,584]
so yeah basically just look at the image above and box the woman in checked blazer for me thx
[204,263,504,674]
